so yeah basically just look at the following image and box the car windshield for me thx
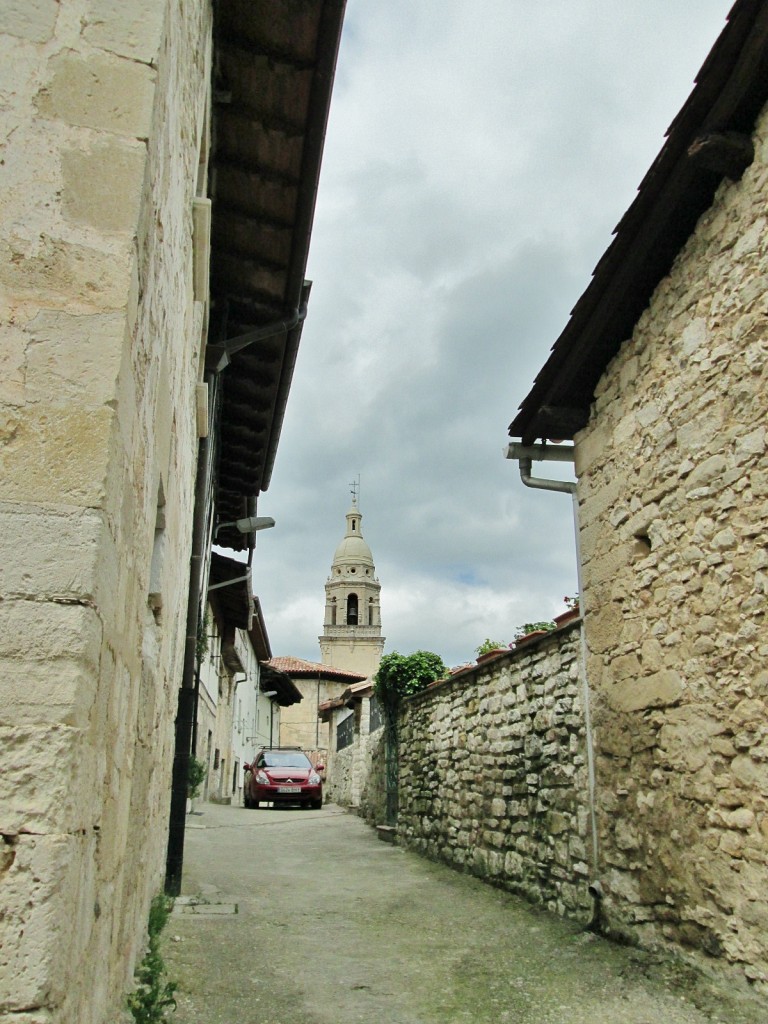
[261,751,311,769]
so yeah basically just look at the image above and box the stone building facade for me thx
[508,1,768,995]
[1,3,211,1020]
[574,108,768,981]
[1,1,345,1020]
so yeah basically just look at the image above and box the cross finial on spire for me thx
[349,475,360,507]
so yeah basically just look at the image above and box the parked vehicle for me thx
[243,747,324,809]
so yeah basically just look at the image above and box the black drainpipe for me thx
[165,374,216,895]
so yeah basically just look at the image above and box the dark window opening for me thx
[369,695,384,732]
[337,714,354,750]
[347,593,358,625]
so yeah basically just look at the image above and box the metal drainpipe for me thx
[166,375,216,894]
[505,442,601,902]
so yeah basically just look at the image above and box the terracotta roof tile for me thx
[267,656,367,682]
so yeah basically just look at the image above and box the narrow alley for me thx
[163,804,763,1024]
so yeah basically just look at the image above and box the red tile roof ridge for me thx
[267,656,367,681]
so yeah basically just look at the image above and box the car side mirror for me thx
[315,763,325,773]
[243,763,251,772]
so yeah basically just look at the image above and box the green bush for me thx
[475,638,507,656]
[514,620,556,640]
[187,756,207,799]
[374,650,447,710]
[127,894,177,1023]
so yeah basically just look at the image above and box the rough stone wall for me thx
[393,627,592,918]
[575,102,768,990]
[358,726,387,823]
[0,2,211,1021]
[325,697,384,810]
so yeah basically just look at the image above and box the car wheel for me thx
[243,792,252,809]
[311,798,322,810]
[252,800,260,809]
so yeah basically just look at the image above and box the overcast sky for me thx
[249,1,733,670]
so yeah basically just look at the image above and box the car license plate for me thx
[277,786,301,793]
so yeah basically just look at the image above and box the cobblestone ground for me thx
[162,803,766,1024]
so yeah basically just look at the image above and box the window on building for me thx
[369,695,384,732]
[337,714,355,751]
[346,593,358,625]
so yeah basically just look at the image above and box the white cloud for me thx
[255,0,733,670]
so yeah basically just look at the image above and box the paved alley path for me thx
[163,803,764,1024]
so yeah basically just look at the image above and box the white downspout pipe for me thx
[505,442,601,908]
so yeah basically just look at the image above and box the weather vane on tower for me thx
[349,474,360,508]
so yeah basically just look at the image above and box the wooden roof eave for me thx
[210,0,346,536]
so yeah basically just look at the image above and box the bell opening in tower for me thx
[346,593,358,625]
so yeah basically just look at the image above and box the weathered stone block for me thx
[62,136,147,233]
[0,232,134,313]
[0,504,105,601]
[0,833,96,1011]
[0,323,26,407]
[24,309,126,406]
[83,0,167,64]
[0,723,106,834]
[732,756,768,794]
[608,670,683,713]
[0,405,113,506]
[4,0,58,42]
[36,51,156,138]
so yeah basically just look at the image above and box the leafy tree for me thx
[374,650,447,709]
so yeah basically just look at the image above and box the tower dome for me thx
[319,493,384,677]
[331,502,374,576]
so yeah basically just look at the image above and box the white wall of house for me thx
[230,633,280,805]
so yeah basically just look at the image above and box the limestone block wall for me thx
[0,2,211,1021]
[393,627,592,919]
[575,102,768,990]
[325,697,385,812]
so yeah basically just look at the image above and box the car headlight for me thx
[254,770,269,785]
[309,772,321,785]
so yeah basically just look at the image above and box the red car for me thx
[243,747,323,809]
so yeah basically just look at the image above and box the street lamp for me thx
[214,515,275,540]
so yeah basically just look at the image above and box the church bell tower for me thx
[319,489,384,678]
